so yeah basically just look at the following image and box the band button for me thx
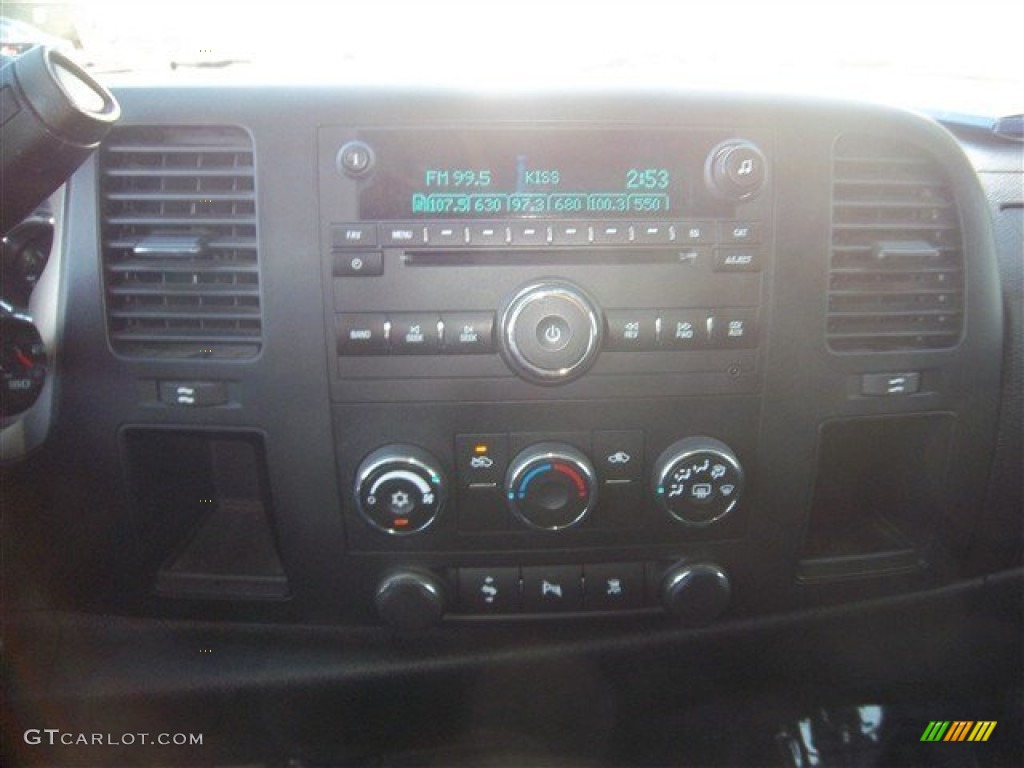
[336,314,388,355]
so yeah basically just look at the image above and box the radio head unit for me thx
[318,125,772,401]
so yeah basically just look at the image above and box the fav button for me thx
[331,223,378,248]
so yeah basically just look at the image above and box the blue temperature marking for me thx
[517,462,552,499]
[657,487,665,495]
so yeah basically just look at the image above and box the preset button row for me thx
[331,221,763,249]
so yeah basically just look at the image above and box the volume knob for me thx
[705,140,767,201]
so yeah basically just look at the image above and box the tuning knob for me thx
[660,562,731,624]
[505,442,597,531]
[705,140,767,201]
[652,437,744,526]
[355,445,447,535]
[375,570,445,630]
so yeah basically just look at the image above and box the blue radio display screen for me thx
[357,129,720,220]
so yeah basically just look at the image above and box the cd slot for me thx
[402,248,700,267]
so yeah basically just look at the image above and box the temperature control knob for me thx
[505,442,597,531]
[705,140,767,201]
[652,437,744,525]
[355,445,447,535]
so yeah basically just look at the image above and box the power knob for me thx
[498,280,603,385]
[660,562,731,624]
[375,569,445,630]
[705,140,767,201]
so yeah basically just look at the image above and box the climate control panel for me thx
[351,433,745,538]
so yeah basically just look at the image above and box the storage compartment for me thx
[123,429,289,600]
[797,414,956,582]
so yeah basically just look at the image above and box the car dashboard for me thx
[3,84,1021,767]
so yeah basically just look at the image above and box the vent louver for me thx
[828,134,964,353]
[101,125,261,359]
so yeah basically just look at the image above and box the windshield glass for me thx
[7,0,1023,117]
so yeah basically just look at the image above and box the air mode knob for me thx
[498,280,603,385]
[652,437,744,526]
[705,140,767,201]
[505,442,598,531]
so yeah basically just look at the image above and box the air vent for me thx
[101,125,261,359]
[828,134,964,353]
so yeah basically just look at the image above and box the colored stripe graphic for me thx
[923,720,997,742]
[968,722,997,742]
[944,721,973,741]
